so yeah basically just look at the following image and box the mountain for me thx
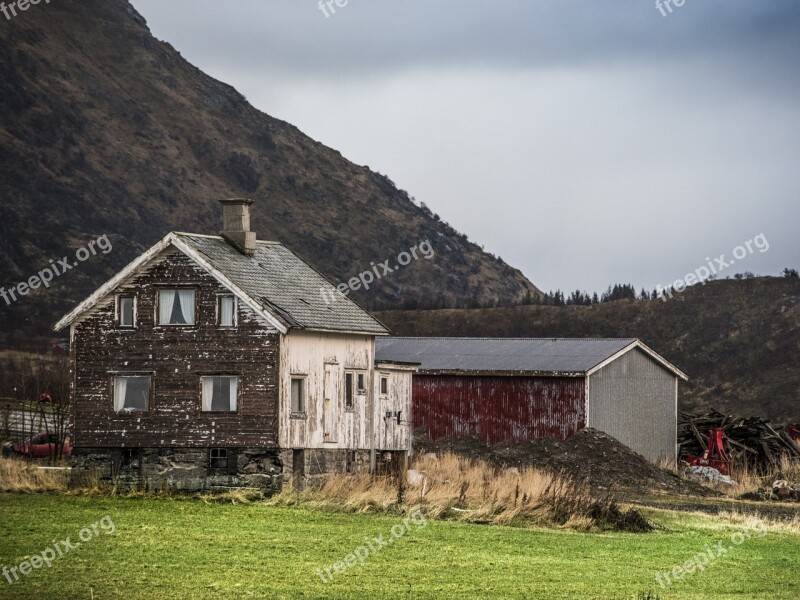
[376,276,800,423]
[0,0,540,349]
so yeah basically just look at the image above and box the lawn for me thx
[0,494,797,599]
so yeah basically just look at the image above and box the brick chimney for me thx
[220,198,257,256]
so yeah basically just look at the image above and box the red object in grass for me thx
[787,424,800,444]
[687,427,730,475]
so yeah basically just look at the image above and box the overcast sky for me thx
[132,0,799,295]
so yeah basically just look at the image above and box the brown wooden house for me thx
[55,199,415,492]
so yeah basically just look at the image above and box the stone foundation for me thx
[279,448,373,489]
[70,447,283,494]
[71,447,408,493]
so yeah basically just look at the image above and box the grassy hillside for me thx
[0,0,539,349]
[375,276,800,423]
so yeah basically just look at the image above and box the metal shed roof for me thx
[375,337,687,379]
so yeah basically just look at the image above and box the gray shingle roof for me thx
[375,337,639,374]
[177,234,388,335]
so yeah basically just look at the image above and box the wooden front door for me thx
[323,363,339,442]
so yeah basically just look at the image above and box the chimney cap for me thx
[219,198,254,206]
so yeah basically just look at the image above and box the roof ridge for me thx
[173,232,284,246]
[380,337,638,341]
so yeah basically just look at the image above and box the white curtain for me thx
[202,377,237,411]
[220,296,235,326]
[178,290,195,324]
[159,290,175,325]
[114,377,128,412]
[228,377,238,411]
[202,377,215,412]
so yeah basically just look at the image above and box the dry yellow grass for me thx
[714,509,800,534]
[269,452,650,531]
[720,454,800,498]
[0,457,69,492]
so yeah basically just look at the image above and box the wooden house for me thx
[55,199,414,492]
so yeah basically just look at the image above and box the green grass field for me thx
[0,494,797,599]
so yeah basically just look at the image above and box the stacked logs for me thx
[678,411,800,469]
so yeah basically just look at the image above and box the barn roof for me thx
[54,232,389,336]
[375,337,687,379]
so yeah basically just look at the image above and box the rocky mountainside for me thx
[0,0,539,348]
[376,276,800,423]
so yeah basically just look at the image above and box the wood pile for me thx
[678,411,800,469]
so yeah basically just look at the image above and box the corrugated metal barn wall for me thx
[412,376,586,445]
[588,348,677,463]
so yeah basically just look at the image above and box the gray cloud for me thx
[132,0,800,293]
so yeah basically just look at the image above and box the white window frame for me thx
[200,376,239,412]
[113,375,151,413]
[158,288,196,326]
[356,372,366,395]
[117,295,136,328]
[217,294,237,328]
[344,371,355,411]
[290,376,307,417]
[380,375,389,397]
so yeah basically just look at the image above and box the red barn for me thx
[375,337,688,463]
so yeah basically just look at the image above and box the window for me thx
[209,448,228,469]
[380,376,388,396]
[218,295,236,327]
[356,373,366,394]
[201,376,238,412]
[121,448,141,468]
[158,289,195,326]
[118,296,135,327]
[344,372,354,409]
[291,377,306,415]
[113,376,150,412]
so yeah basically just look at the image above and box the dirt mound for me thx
[415,428,714,497]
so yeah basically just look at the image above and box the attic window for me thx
[118,295,135,328]
[218,296,236,327]
[380,376,388,396]
[159,289,195,326]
